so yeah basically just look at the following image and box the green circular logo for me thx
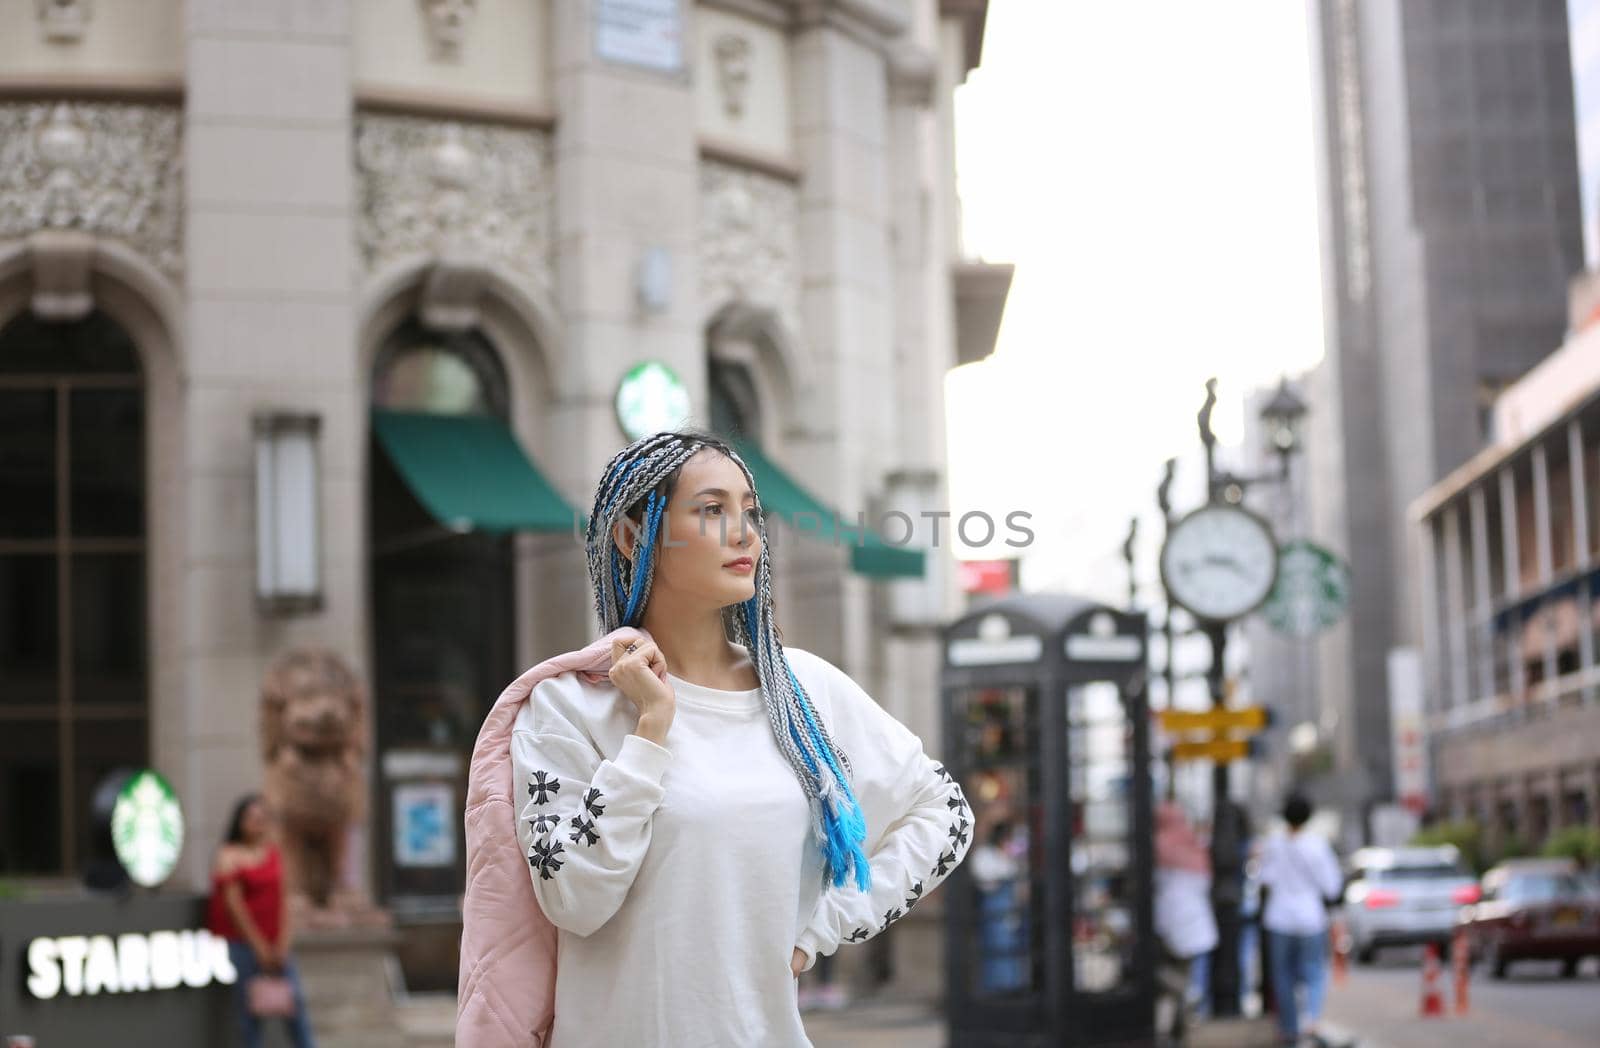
[615,361,691,440]
[111,769,184,888]
[1262,540,1350,638]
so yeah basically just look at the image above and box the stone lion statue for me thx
[261,647,366,910]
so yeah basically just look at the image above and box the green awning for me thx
[732,439,926,579]
[372,409,580,534]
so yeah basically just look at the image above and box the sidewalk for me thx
[803,997,944,1048]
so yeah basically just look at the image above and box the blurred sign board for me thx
[959,558,1017,596]
[1170,738,1253,763]
[1388,647,1429,814]
[1159,707,1271,734]
[595,0,683,72]
[393,782,455,868]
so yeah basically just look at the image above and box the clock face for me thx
[1160,504,1279,622]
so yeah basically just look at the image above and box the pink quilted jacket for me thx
[456,625,657,1047]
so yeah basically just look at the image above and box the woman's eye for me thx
[701,504,723,516]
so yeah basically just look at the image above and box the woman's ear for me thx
[611,516,637,564]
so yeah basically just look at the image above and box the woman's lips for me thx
[724,558,753,573]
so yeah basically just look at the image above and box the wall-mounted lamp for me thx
[254,412,323,615]
[635,245,672,314]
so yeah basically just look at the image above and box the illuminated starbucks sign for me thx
[615,361,691,440]
[110,769,184,888]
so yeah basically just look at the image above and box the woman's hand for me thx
[791,947,806,978]
[610,635,675,743]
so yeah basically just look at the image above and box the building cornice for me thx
[354,84,556,130]
[0,73,183,104]
[939,0,991,78]
[698,136,801,182]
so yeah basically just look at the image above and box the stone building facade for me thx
[0,0,1007,990]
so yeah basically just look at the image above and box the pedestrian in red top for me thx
[207,793,317,1048]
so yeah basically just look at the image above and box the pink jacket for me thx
[456,626,657,1048]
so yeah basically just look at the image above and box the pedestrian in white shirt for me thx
[511,430,972,1046]
[1257,794,1342,1047]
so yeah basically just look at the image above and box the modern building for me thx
[1411,326,1600,853]
[0,0,1008,994]
[1302,0,1584,829]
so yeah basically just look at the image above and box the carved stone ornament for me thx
[699,159,800,333]
[36,0,91,43]
[713,33,753,118]
[0,101,183,280]
[419,0,477,62]
[355,113,555,293]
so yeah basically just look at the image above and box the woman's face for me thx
[616,448,763,611]
[240,800,271,844]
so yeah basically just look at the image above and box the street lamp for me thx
[1260,376,1308,472]
[1210,376,1309,501]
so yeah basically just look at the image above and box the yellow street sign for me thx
[1170,738,1253,763]
[1159,706,1272,734]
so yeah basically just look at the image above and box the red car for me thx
[1458,859,1600,979]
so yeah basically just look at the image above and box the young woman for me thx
[206,794,317,1048]
[1258,793,1342,1048]
[508,430,972,1046]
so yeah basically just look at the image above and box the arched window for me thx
[0,309,147,875]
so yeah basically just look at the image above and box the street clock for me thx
[1159,502,1279,623]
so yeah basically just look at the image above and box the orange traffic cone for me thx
[1419,942,1446,1017]
[1451,928,1470,1016]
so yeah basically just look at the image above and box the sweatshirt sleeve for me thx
[792,658,972,972]
[511,680,673,938]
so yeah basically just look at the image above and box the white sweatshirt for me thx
[510,646,971,1048]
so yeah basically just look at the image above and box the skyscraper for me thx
[1303,0,1583,825]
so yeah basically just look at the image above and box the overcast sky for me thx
[945,0,1328,603]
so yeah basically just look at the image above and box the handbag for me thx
[247,974,297,1018]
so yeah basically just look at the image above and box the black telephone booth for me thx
[942,593,1154,1047]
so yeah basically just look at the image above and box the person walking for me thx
[1258,794,1341,1047]
[1153,801,1217,1036]
[457,430,973,1046]
[206,793,316,1048]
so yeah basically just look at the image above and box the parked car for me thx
[1459,858,1600,979]
[1342,845,1479,963]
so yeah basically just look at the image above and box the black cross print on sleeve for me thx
[880,907,903,931]
[529,839,566,880]
[529,812,561,836]
[528,770,561,804]
[568,814,599,847]
[582,787,606,819]
[934,848,957,877]
[905,880,925,909]
[844,927,871,943]
[948,818,970,848]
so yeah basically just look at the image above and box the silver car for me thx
[1342,845,1480,963]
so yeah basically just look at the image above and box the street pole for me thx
[1196,377,1242,1017]
[1206,618,1243,1017]
[1157,459,1178,801]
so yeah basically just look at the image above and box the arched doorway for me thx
[368,319,515,914]
[0,309,148,875]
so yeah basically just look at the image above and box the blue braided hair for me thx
[584,430,872,891]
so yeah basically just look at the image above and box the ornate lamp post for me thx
[1160,375,1308,1017]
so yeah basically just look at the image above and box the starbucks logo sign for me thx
[111,769,184,888]
[615,361,691,440]
[1262,540,1350,638]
